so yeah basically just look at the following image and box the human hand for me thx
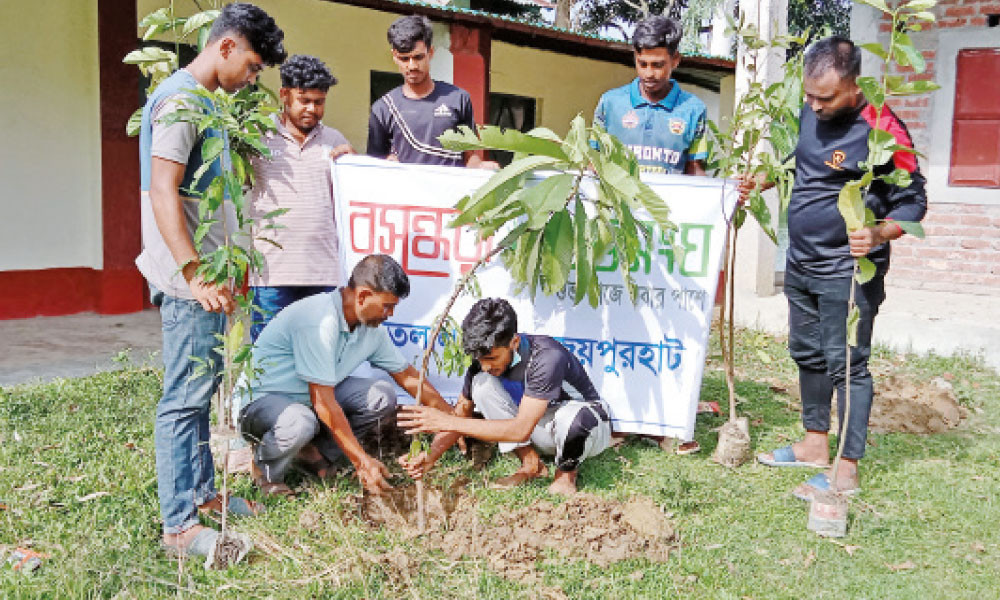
[476,160,501,171]
[397,451,434,480]
[848,226,885,258]
[397,405,452,435]
[329,144,354,161]
[386,153,399,162]
[356,455,393,495]
[736,173,758,206]
[188,275,235,314]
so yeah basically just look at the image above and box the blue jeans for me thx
[151,286,226,534]
[784,263,886,460]
[250,285,336,341]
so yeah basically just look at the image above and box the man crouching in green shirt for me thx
[237,254,452,497]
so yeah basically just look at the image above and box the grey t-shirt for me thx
[366,81,474,166]
[136,93,235,299]
[461,334,601,405]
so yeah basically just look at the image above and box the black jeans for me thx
[784,263,886,460]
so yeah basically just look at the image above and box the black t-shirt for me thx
[461,334,601,406]
[366,81,474,167]
[788,103,927,277]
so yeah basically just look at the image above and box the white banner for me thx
[333,156,736,440]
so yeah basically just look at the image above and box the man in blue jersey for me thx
[594,15,709,176]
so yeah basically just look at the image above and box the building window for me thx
[949,48,1000,188]
[488,92,537,166]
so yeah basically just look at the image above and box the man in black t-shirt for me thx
[398,298,611,495]
[367,15,497,169]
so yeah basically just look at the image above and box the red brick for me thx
[945,6,976,17]
[879,23,892,33]
[960,215,991,226]
[959,226,1000,238]
[981,4,1000,14]
[971,16,987,25]
[905,98,930,108]
[938,18,968,27]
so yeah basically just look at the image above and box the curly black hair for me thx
[632,15,682,55]
[387,14,433,53]
[461,298,518,359]
[207,2,287,67]
[280,55,337,91]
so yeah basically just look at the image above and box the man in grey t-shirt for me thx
[398,298,611,496]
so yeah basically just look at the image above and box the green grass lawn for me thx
[2,328,998,598]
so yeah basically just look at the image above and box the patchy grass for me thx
[1,328,998,598]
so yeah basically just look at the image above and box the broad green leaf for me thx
[857,76,885,108]
[524,228,544,300]
[260,208,290,221]
[895,220,926,238]
[893,33,926,73]
[889,80,941,96]
[865,208,877,227]
[837,181,865,232]
[867,128,896,167]
[856,257,877,284]
[522,174,575,229]
[911,11,936,21]
[469,154,562,206]
[561,114,590,165]
[860,43,888,60]
[526,127,563,143]
[846,304,861,347]
[540,210,574,294]
[747,190,777,243]
[879,168,912,188]
[181,10,220,40]
[123,46,176,66]
[439,125,568,161]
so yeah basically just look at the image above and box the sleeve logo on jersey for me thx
[621,110,640,129]
[433,103,453,118]
[824,150,846,171]
[669,118,686,135]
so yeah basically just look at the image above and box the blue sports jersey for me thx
[594,78,708,174]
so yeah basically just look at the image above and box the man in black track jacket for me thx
[745,36,927,500]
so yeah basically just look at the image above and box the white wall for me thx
[0,0,103,271]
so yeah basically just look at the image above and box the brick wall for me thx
[871,1,1000,296]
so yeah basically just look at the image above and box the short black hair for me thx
[461,298,518,359]
[347,254,410,298]
[280,55,337,91]
[387,14,433,53]
[804,36,861,81]
[632,15,682,55]
[207,2,286,66]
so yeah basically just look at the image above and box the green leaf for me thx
[181,10,220,40]
[902,0,936,11]
[540,210,575,294]
[860,43,888,60]
[123,46,176,67]
[469,155,562,207]
[857,76,885,108]
[868,128,896,167]
[895,220,926,238]
[439,125,569,161]
[125,108,142,137]
[856,257,877,284]
[201,137,225,165]
[879,168,912,188]
[572,196,590,305]
[893,33,926,73]
[522,174,575,229]
[857,0,890,13]
[911,11,936,21]
[889,80,941,96]
[837,181,865,233]
[561,114,590,165]
[846,305,861,347]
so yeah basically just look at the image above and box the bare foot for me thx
[493,462,549,488]
[760,434,830,466]
[548,470,578,496]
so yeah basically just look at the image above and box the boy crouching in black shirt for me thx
[398,298,611,495]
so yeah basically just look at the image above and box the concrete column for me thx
[430,21,454,83]
[733,0,788,297]
[449,23,491,125]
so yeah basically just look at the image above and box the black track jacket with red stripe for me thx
[788,102,927,278]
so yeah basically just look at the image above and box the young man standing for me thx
[136,3,286,559]
[367,14,496,169]
[239,255,455,497]
[249,54,354,341]
[594,15,708,176]
[745,37,926,499]
[398,298,612,496]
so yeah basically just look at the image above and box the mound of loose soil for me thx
[869,375,964,434]
[359,488,676,581]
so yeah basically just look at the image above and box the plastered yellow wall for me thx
[0,0,102,271]
[491,42,637,135]
[137,0,399,149]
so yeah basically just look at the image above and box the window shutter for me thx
[949,48,1000,188]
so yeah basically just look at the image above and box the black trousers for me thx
[784,263,886,460]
